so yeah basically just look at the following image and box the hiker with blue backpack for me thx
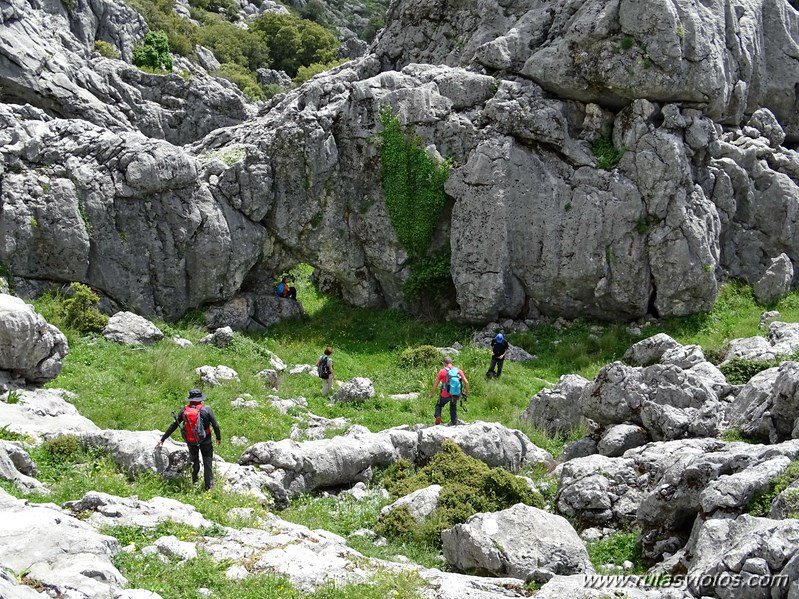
[155,388,221,491]
[429,356,470,426]
[275,276,297,300]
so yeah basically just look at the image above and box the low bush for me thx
[375,441,544,546]
[587,530,645,573]
[93,40,120,59]
[397,345,441,369]
[719,356,788,385]
[63,282,108,333]
[748,459,799,516]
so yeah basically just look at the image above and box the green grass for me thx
[587,530,645,574]
[14,274,799,596]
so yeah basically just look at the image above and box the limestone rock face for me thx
[0,294,68,383]
[2,0,799,323]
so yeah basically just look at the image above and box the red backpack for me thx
[181,403,208,445]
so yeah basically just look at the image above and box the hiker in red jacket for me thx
[155,388,221,490]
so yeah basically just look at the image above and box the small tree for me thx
[133,31,173,71]
[63,283,108,333]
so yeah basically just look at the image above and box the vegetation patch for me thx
[587,530,645,574]
[748,459,799,516]
[397,345,441,368]
[93,40,120,59]
[133,31,173,71]
[592,136,624,170]
[719,355,790,385]
[374,440,544,547]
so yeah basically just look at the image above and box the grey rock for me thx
[623,333,682,367]
[0,441,47,494]
[102,312,164,345]
[726,362,799,442]
[331,377,375,403]
[0,569,47,598]
[441,504,592,582]
[769,480,799,519]
[380,484,442,522]
[195,364,240,386]
[597,424,649,458]
[256,68,292,88]
[684,515,799,599]
[151,536,198,561]
[753,253,794,305]
[521,374,589,434]
[562,437,598,462]
[64,491,214,529]
[198,326,235,348]
[0,388,100,441]
[0,294,68,383]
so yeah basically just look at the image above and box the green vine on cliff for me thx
[378,106,450,259]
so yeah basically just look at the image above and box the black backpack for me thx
[318,356,331,379]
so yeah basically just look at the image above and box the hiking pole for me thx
[460,394,468,413]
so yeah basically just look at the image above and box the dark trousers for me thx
[435,393,458,424]
[188,441,214,490]
[286,286,297,300]
[488,356,505,377]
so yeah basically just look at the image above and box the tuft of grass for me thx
[592,136,624,170]
[587,530,645,574]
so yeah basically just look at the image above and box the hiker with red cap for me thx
[155,388,221,491]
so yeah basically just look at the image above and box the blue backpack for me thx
[445,367,462,395]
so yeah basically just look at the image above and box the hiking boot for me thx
[434,416,441,425]
[447,419,465,426]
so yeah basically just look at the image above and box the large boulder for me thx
[102,311,164,345]
[521,374,589,434]
[726,361,799,442]
[63,491,214,529]
[0,294,68,383]
[441,503,592,583]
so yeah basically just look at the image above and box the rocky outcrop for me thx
[238,422,553,499]
[725,360,799,442]
[0,388,100,441]
[680,514,799,599]
[0,487,127,598]
[0,0,253,145]
[0,294,68,383]
[556,438,799,561]
[722,322,799,363]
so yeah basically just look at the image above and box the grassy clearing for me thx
[15,274,799,596]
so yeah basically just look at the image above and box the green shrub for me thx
[63,282,109,332]
[133,31,173,71]
[294,59,346,84]
[376,441,544,546]
[250,13,339,77]
[397,345,441,368]
[93,40,120,59]
[214,63,264,101]
[719,356,787,385]
[592,136,624,170]
[403,254,452,301]
[42,435,83,461]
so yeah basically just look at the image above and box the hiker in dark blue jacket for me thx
[155,389,221,491]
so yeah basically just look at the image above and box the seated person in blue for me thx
[275,276,297,300]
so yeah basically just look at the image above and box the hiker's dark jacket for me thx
[160,405,221,444]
